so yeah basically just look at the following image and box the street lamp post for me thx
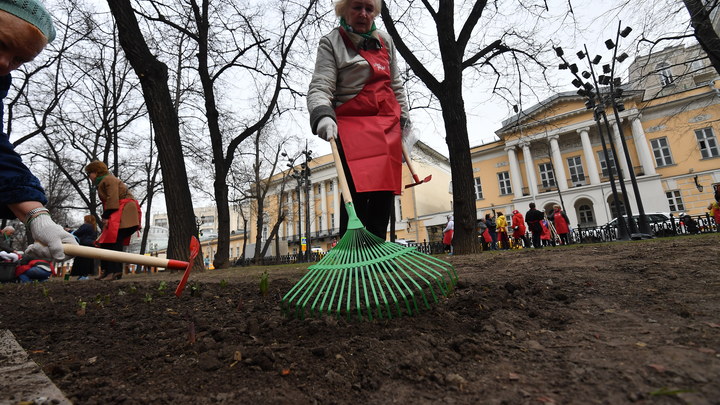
[603,22,651,236]
[282,142,313,262]
[555,45,631,240]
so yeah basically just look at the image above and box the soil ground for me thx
[1,233,719,405]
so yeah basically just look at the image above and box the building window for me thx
[498,172,512,195]
[666,190,685,212]
[329,181,333,191]
[330,213,335,228]
[538,162,556,188]
[578,204,594,225]
[597,151,617,178]
[656,62,674,86]
[650,137,673,166]
[473,177,483,200]
[694,127,720,158]
[567,156,586,185]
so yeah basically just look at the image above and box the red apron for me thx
[335,28,402,194]
[97,198,140,245]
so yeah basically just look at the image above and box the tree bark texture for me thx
[684,0,720,76]
[107,0,202,270]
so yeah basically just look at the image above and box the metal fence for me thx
[571,213,717,244]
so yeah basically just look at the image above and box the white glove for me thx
[317,117,337,141]
[402,122,418,155]
[25,214,79,261]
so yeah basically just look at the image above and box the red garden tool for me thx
[402,143,431,188]
[62,236,201,297]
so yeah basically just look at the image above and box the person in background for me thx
[0,225,18,261]
[495,211,510,250]
[69,215,98,280]
[84,161,141,280]
[477,218,492,251]
[0,0,78,261]
[511,209,528,249]
[442,215,454,255]
[709,200,720,232]
[15,255,54,283]
[307,0,413,241]
[550,204,571,245]
[540,219,552,246]
[485,212,497,250]
[525,202,545,249]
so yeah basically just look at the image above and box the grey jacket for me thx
[307,27,410,134]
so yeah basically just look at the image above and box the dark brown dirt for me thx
[1,234,719,404]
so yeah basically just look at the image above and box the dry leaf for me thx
[281,369,291,376]
[233,351,242,361]
[647,364,666,373]
[508,372,520,381]
[635,342,647,348]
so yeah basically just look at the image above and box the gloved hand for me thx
[402,121,418,157]
[25,214,79,261]
[317,117,337,141]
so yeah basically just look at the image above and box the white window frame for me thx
[666,190,685,212]
[650,137,674,166]
[498,171,512,195]
[473,177,483,200]
[597,151,617,178]
[578,204,594,225]
[567,156,586,184]
[656,62,674,86]
[538,162,556,188]
[694,127,720,158]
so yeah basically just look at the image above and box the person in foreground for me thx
[0,0,77,261]
[84,161,140,280]
[307,0,412,240]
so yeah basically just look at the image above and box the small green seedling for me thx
[259,270,269,296]
[144,293,153,303]
[77,299,87,316]
[157,281,168,295]
[189,284,200,297]
[41,285,50,298]
[219,279,228,288]
[128,285,138,294]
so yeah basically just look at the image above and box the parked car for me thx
[602,212,684,237]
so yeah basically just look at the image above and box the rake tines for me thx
[281,137,457,321]
[282,228,457,320]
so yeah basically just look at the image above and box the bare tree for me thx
[107,0,201,268]
[682,0,720,75]
[381,1,554,254]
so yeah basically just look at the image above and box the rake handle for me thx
[401,142,419,182]
[329,137,354,204]
[62,244,188,269]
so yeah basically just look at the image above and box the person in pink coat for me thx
[550,204,571,245]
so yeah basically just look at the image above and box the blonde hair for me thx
[334,0,382,19]
[553,204,561,210]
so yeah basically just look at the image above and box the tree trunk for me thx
[438,89,479,254]
[107,0,202,269]
[684,0,720,75]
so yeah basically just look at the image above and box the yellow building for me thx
[470,42,720,229]
[238,141,452,259]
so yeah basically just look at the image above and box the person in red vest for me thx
[84,161,141,280]
[306,0,412,240]
[15,256,55,283]
[510,210,528,248]
[550,204,571,245]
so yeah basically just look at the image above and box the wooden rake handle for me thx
[329,137,353,204]
[401,142,419,183]
[62,244,189,270]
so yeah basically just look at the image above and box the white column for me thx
[505,146,524,199]
[309,184,316,233]
[631,114,656,175]
[320,181,328,233]
[610,119,630,179]
[521,141,538,197]
[332,178,340,231]
[549,135,568,191]
[578,127,600,185]
[287,193,294,236]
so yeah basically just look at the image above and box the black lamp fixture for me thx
[694,175,704,192]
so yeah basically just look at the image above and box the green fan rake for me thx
[282,138,457,321]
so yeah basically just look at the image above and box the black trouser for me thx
[337,139,393,240]
[99,226,138,274]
